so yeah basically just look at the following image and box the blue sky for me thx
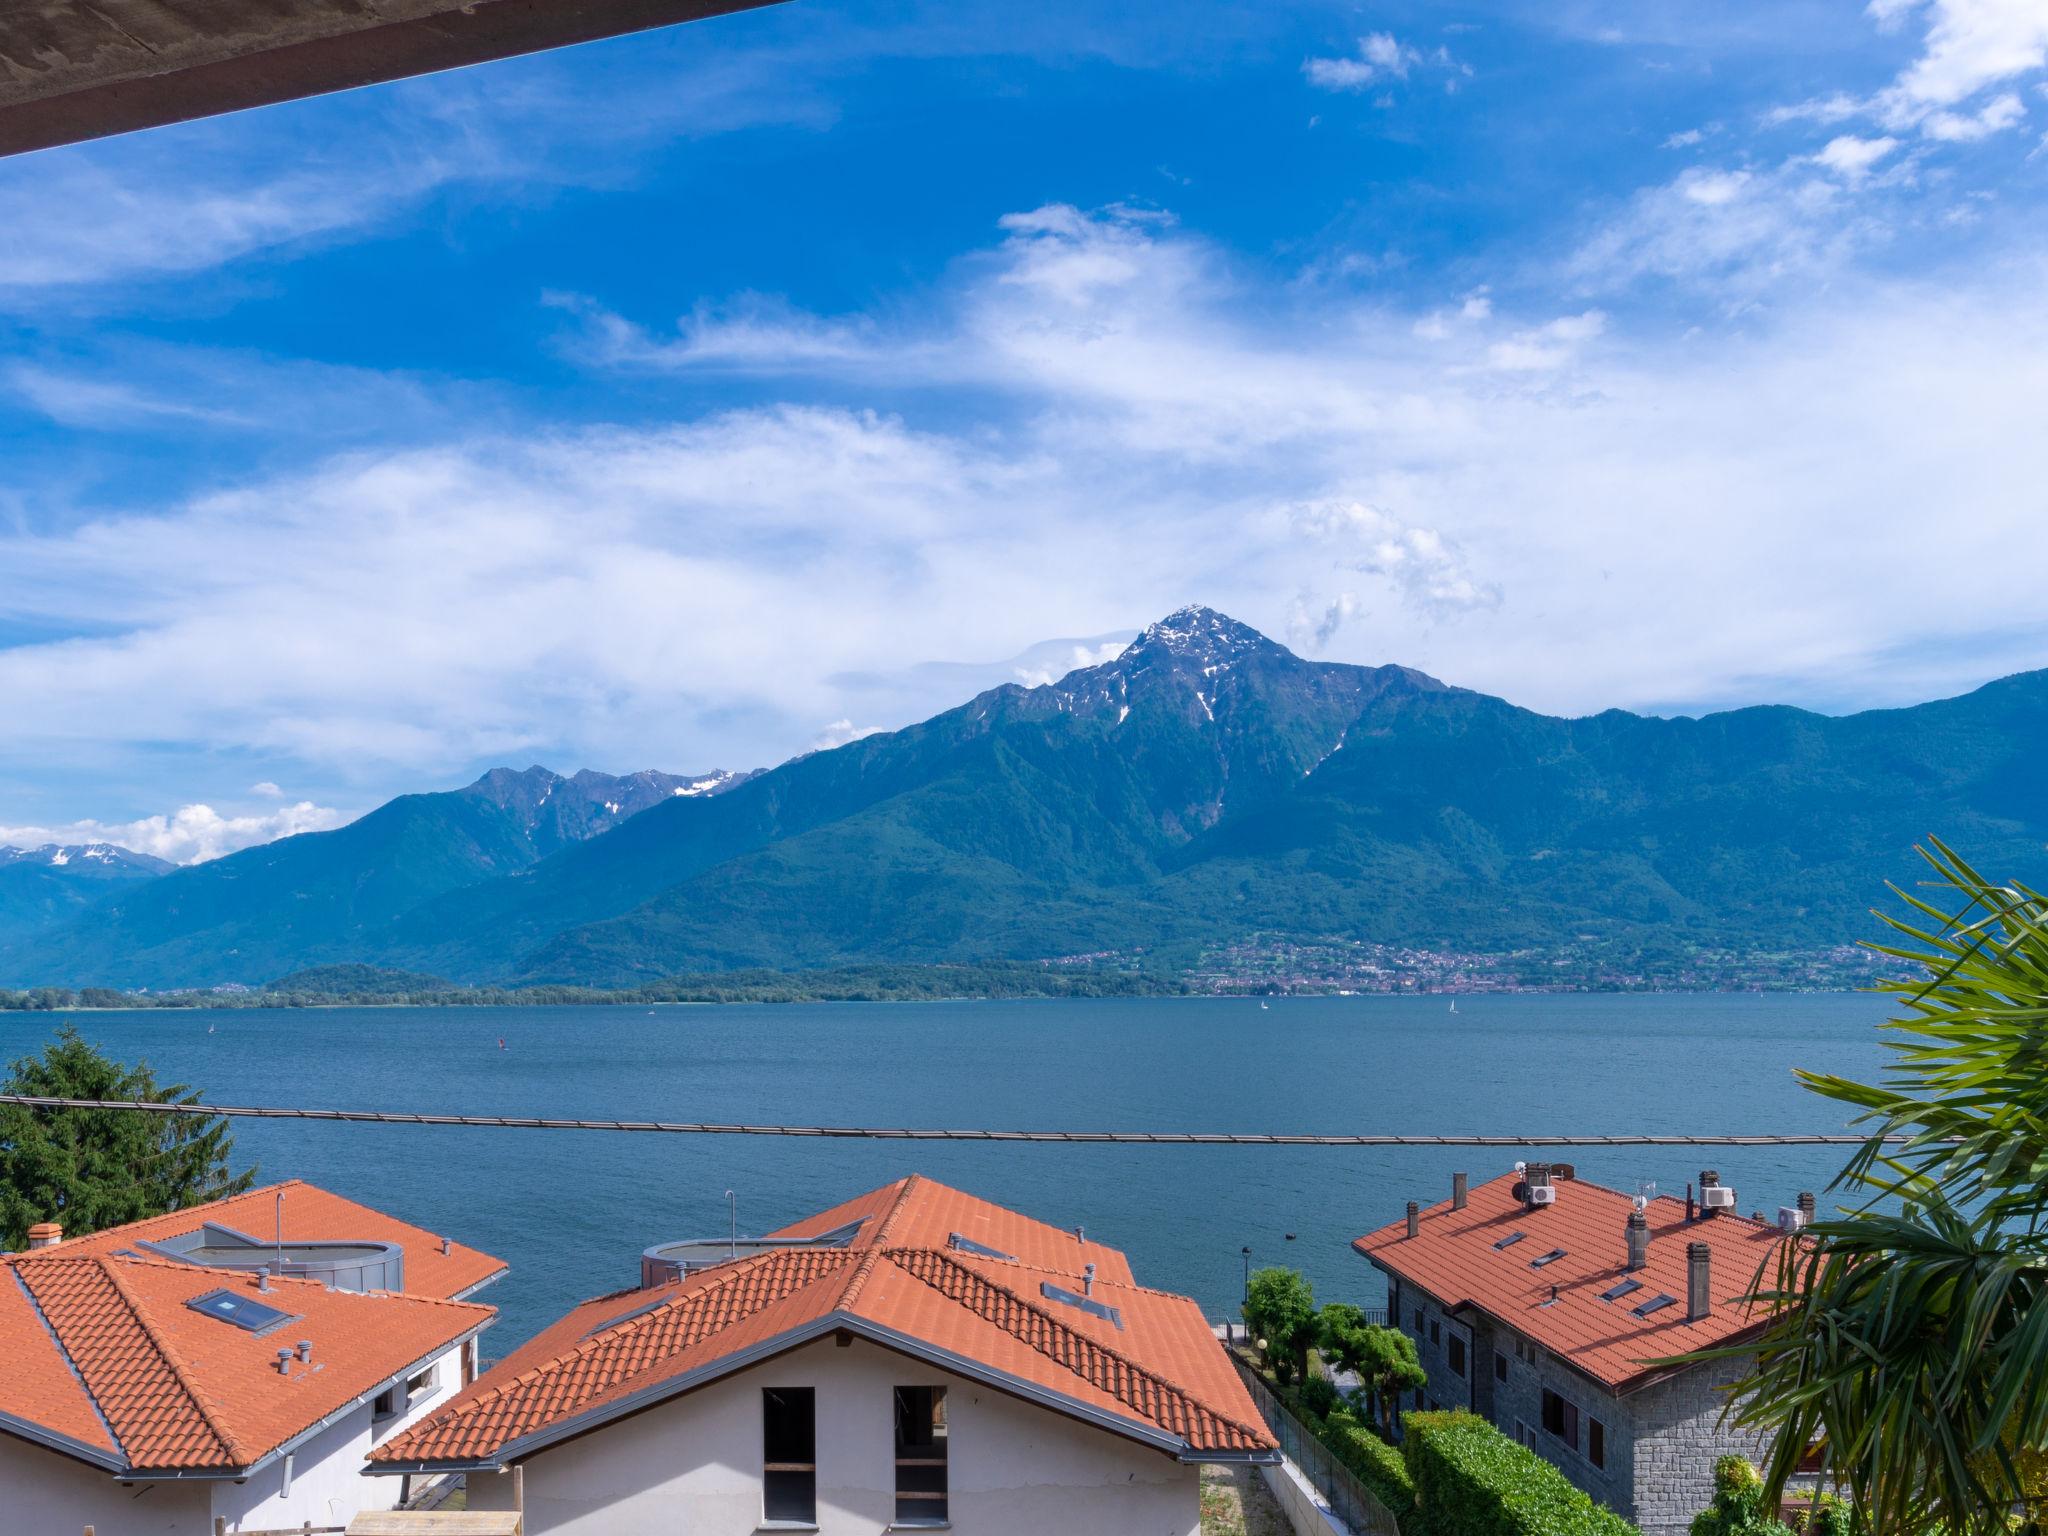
[2,0,2046,859]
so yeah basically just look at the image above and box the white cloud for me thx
[6,205,2048,812]
[1921,89,2028,139]
[810,719,886,751]
[0,802,348,864]
[1303,34,1461,93]
[1811,135,1903,180]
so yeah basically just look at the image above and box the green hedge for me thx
[1403,1410,1640,1536]
[1323,1402,1417,1524]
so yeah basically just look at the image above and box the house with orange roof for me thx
[370,1174,1277,1535]
[1356,1163,1811,1536]
[1,1179,504,1536]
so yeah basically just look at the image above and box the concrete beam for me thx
[0,0,786,159]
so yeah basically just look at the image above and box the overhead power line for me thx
[0,1094,1907,1146]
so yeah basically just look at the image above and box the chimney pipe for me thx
[1083,1263,1096,1298]
[1625,1209,1650,1271]
[276,1348,294,1376]
[1405,1201,1420,1239]
[1686,1182,1695,1222]
[25,1222,62,1249]
[1687,1242,1712,1321]
[1797,1191,1816,1221]
[1074,1225,1084,1244]
[296,1339,313,1363]
[1452,1172,1468,1211]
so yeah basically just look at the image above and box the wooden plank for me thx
[346,1514,522,1535]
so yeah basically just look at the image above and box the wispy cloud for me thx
[1303,33,1466,93]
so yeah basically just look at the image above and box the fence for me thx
[1233,1356,1404,1536]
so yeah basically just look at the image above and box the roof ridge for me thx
[38,1250,496,1314]
[942,1250,1185,1299]
[869,1175,922,1245]
[407,1251,828,1431]
[8,1264,125,1463]
[883,1247,1265,1449]
[70,1256,244,1466]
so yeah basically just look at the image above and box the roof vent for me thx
[1687,1242,1712,1321]
[947,1232,1015,1262]
[1082,1262,1096,1298]
[1625,1209,1650,1271]
[1406,1200,1420,1239]
[276,1347,293,1375]
[1452,1172,1468,1211]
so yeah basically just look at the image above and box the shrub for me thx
[1323,1401,1417,1525]
[1245,1267,1317,1384]
[1403,1410,1640,1536]
[1300,1372,1340,1418]
[1691,1455,1795,1536]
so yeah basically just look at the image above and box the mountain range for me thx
[4,606,2043,991]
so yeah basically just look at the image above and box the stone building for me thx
[1356,1165,1808,1536]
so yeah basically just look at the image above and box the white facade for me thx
[0,1337,471,1536]
[464,1334,1202,1536]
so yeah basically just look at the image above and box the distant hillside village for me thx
[0,1162,1838,1536]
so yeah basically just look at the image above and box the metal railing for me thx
[1233,1356,1404,1536]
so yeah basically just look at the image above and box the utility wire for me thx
[0,1094,1909,1146]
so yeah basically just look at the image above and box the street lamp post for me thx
[1239,1246,1252,1346]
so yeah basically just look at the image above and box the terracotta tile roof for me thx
[375,1175,1273,1468]
[1355,1170,1789,1393]
[38,1179,504,1301]
[1,1182,501,1474]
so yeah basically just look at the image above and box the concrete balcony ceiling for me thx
[0,0,785,158]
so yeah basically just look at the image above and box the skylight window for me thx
[1041,1282,1123,1330]
[1492,1232,1526,1251]
[1600,1279,1644,1303]
[947,1233,1015,1261]
[1529,1249,1568,1268]
[1632,1294,1678,1319]
[186,1288,296,1336]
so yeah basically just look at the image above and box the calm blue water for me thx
[4,994,1890,1352]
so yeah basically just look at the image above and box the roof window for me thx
[1041,1282,1123,1330]
[1631,1293,1678,1319]
[1492,1232,1526,1251]
[186,1288,297,1336]
[1529,1249,1568,1268]
[1600,1279,1644,1302]
[947,1233,1015,1261]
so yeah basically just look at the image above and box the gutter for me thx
[367,1310,1262,1474]
[121,1323,491,1483]
[0,1408,126,1473]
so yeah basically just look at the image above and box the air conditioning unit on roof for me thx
[1528,1184,1556,1206]
[1776,1206,1807,1233]
[1701,1184,1737,1211]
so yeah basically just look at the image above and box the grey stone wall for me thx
[1391,1278,1478,1416]
[1485,1322,1635,1520]
[1628,1355,1775,1536]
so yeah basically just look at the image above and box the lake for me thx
[3,993,1892,1352]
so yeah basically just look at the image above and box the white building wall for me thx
[466,1335,1201,1536]
[0,1337,472,1536]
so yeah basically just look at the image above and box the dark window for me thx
[372,1387,399,1422]
[1492,1232,1526,1251]
[1632,1293,1678,1319]
[1600,1279,1643,1303]
[1529,1248,1568,1268]
[1541,1388,1579,1452]
[1494,1352,1508,1383]
[763,1388,816,1524]
[894,1386,948,1525]
[1429,1319,1441,1345]
[1589,1417,1607,1470]
[1448,1336,1466,1377]
[1413,1308,1424,1331]
[185,1288,295,1336]
[948,1233,1014,1261]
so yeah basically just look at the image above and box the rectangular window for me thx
[763,1388,816,1525]
[405,1363,437,1399]
[894,1386,948,1526]
[372,1387,399,1422]
[1413,1308,1424,1332]
[1429,1319,1441,1345]
[1541,1388,1579,1452]
[1448,1336,1466,1377]
[1589,1417,1607,1470]
[1494,1352,1508,1383]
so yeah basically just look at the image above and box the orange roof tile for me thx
[1,1181,502,1474]
[1355,1170,1789,1393]
[375,1175,1273,1469]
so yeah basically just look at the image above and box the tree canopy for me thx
[0,1024,255,1248]
[1244,1266,1318,1384]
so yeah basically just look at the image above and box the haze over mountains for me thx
[5,606,2044,991]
